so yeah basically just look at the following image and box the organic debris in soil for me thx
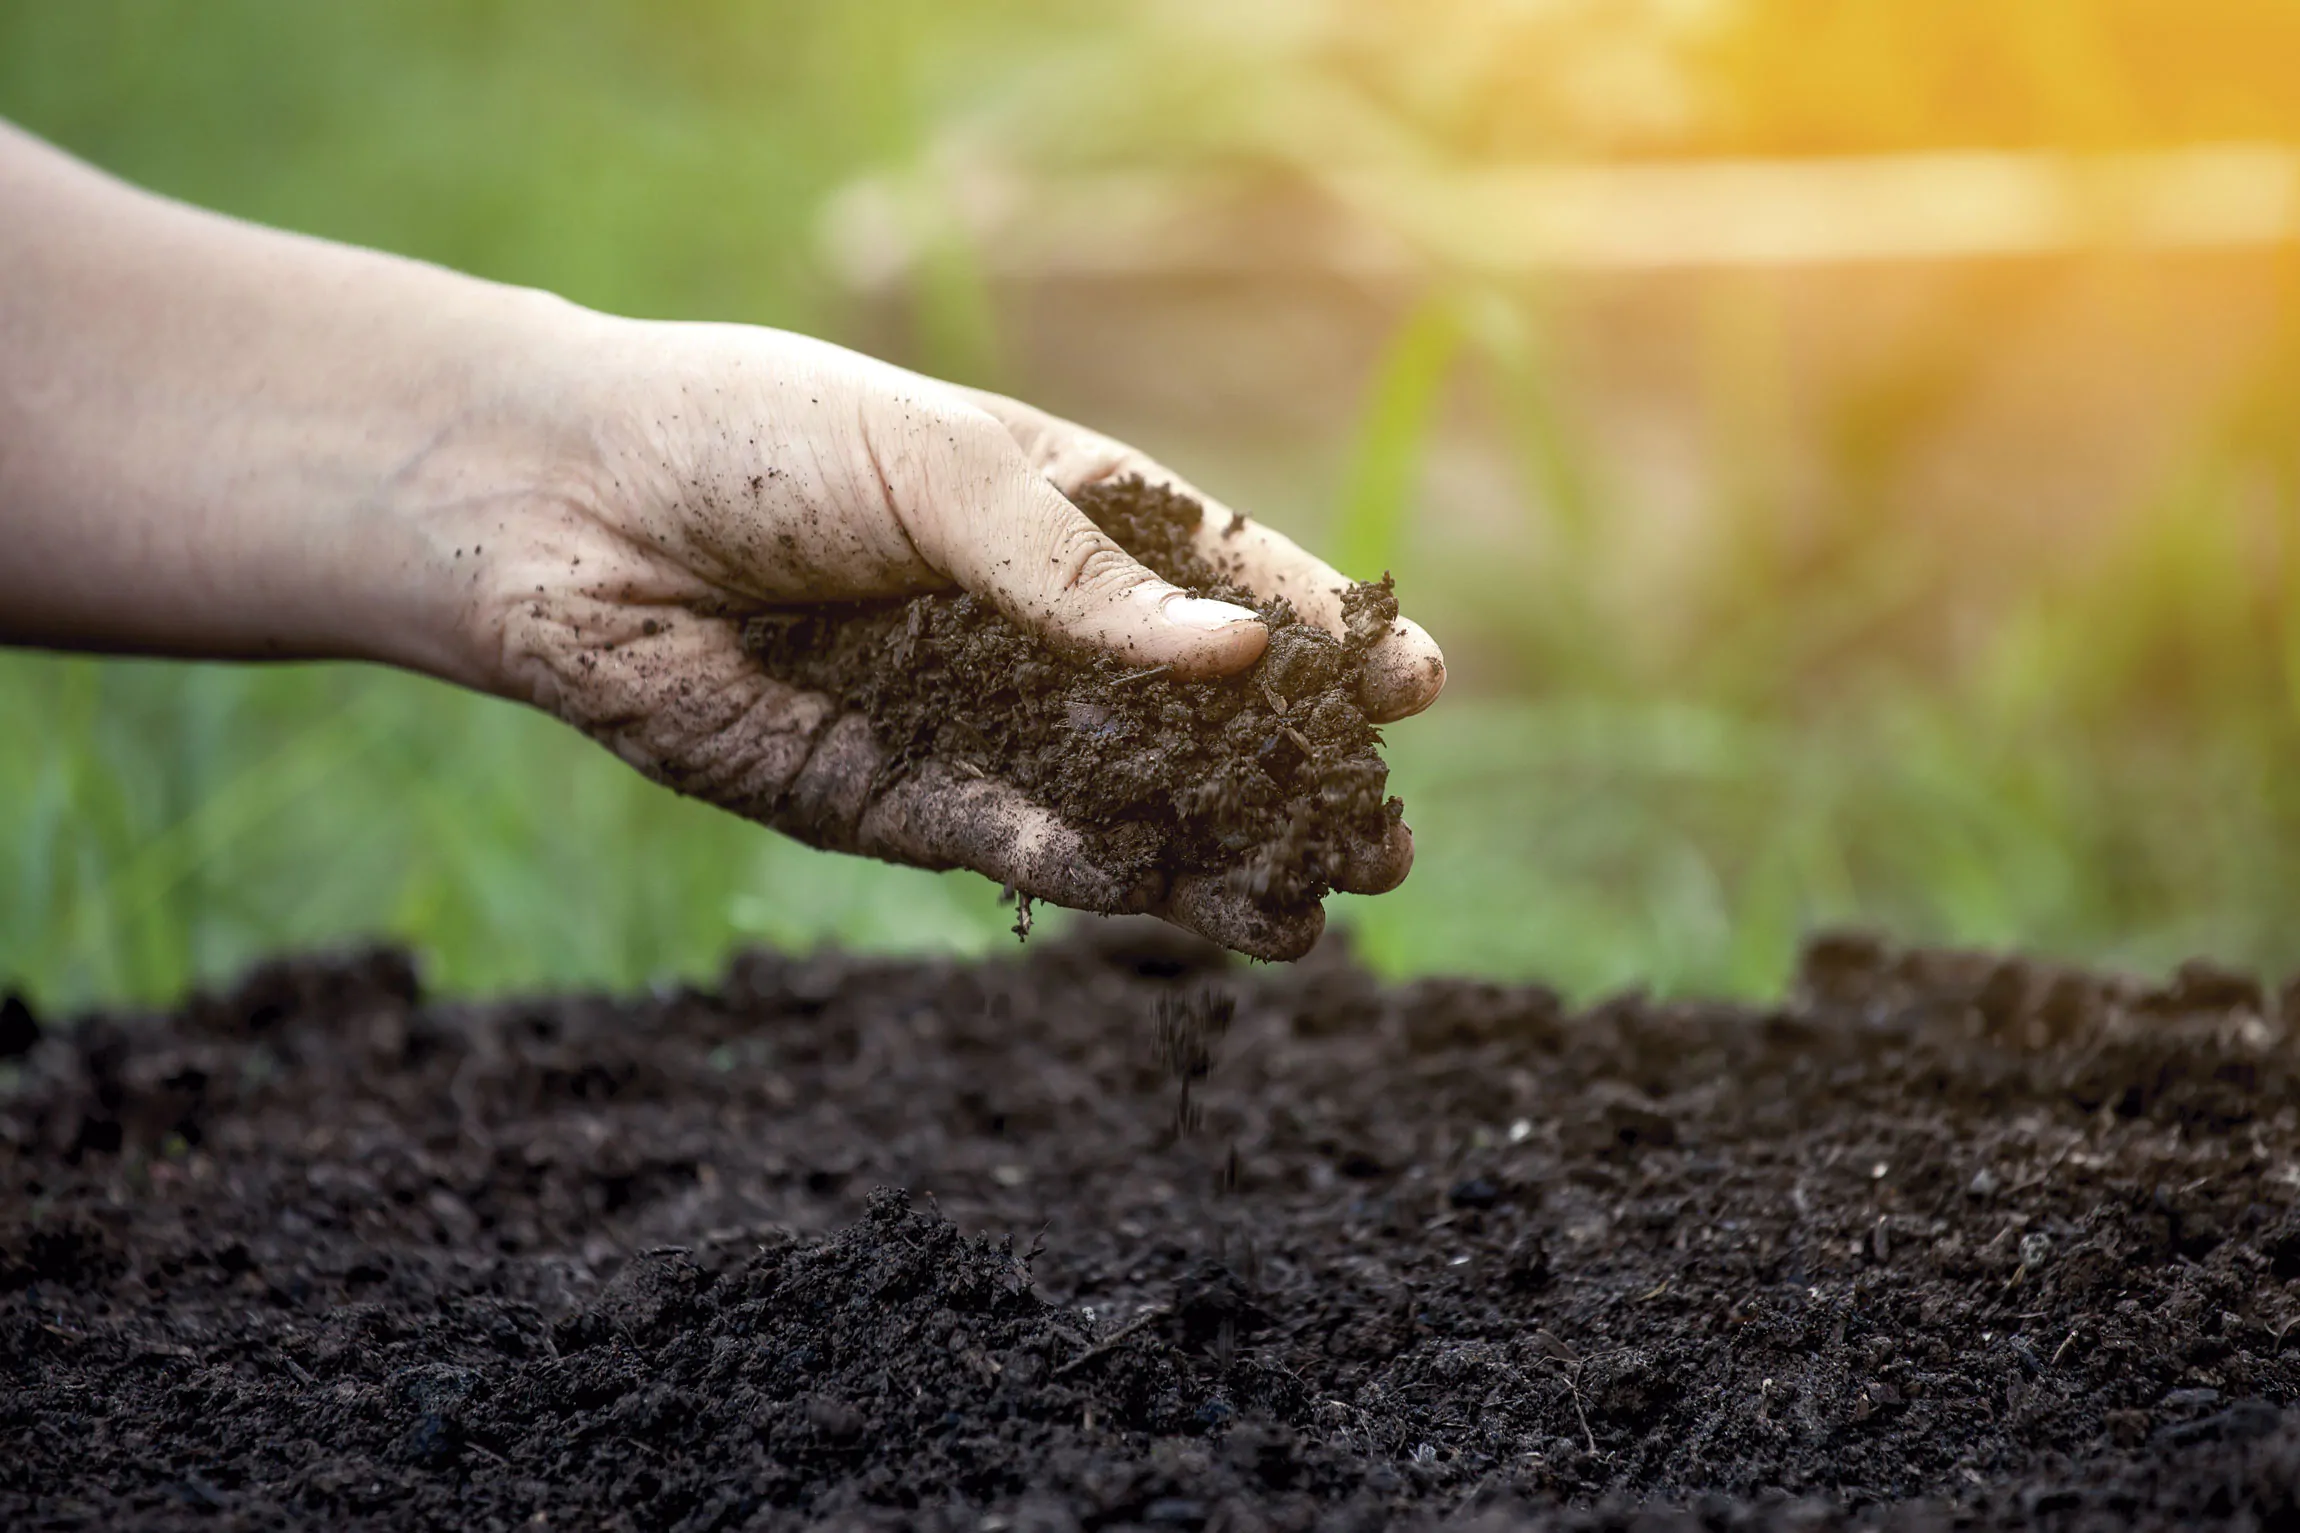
[742,477,1403,914]
[7,929,2300,1529]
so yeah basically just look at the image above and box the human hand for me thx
[449,317,1443,958]
[0,125,1437,956]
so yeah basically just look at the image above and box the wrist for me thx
[358,285,616,695]
[0,126,623,683]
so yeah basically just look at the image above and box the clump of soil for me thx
[742,477,1403,912]
[7,929,2300,1529]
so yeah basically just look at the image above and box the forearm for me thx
[0,121,572,686]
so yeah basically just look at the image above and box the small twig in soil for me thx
[1053,1305,1171,1378]
[2009,1135,2082,1194]
[1113,664,1172,686]
[1560,1361,1598,1457]
[1528,1330,1598,1457]
[1529,1329,1579,1364]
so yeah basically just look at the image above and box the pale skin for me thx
[0,122,1445,959]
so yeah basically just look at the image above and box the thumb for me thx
[906,416,1268,679]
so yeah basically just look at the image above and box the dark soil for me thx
[7,927,2300,1530]
[741,477,1402,913]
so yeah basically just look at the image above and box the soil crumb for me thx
[6,928,2300,1529]
[742,477,1403,915]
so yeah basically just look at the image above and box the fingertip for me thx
[1134,583,1268,679]
[857,765,1152,913]
[1164,878,1326,961]
[1163,593,1262,632]
[1332,818,1414,896]
[1360,616,1446,723]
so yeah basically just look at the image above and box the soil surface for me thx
[6,927,2300,1530]
[742,478,1402,913]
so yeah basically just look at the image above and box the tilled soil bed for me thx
[6,926,2300,1530]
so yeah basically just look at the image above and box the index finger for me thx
[1186,502,1447,724]
[962,391,1446,723]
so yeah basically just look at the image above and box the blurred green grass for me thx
[5,2,2299,1011]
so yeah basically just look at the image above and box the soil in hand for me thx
[7,929,2300,1529]
[742,477,1403,916]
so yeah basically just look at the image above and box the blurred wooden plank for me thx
[822,145,2300,285]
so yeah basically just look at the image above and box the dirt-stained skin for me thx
[0,124,1437,959]
[741,478,1412,950]
[447,322,1443,958]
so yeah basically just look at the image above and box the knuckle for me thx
[899,405,1030,569]
[933,404,1019,469]
[777,710,877,846]
[1062,530,1145,597]
[1053,525,1147,599]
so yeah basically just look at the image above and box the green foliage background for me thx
[5,2,2299,1010]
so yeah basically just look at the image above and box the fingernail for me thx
[1160,593,1262,631]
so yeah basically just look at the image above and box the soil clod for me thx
[743,478,1404,923]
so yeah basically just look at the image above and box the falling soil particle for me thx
[742,477,1403,916]
[6,927,2300,1529]
[1155,985,1235,1136]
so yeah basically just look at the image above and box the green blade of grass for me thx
[1331,290,1463,582]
